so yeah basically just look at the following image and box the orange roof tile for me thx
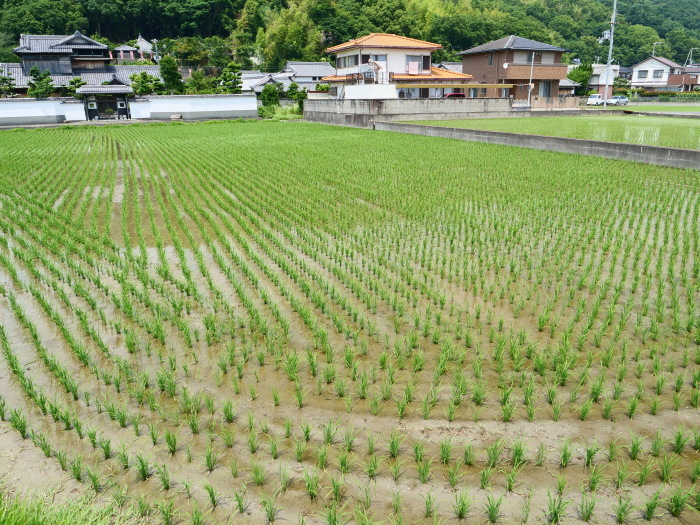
[326,33,442,53]
[321,67,473,83]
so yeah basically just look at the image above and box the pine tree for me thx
[218,62,242,94]
[27,66,54,98]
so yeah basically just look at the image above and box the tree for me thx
[262,3,323,70]
[613,76,631,94]
[0,73,14,97]
[218,61,242,93]
[260,82,280,107]
[159,54,184,94]
[286,81,299,100]
[65,76,86,98]
[567,63,593,95]
[129,71,164,95]
[27,65,54,98]
[185,69,217,93]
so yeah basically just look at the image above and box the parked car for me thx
[444,92,466,98]
[606,95,629,106]
[586,94,603,106]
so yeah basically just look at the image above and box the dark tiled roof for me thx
[14,31,108,54]
[0,64,162,88]
[76,84,134,94]
[283,61,336,78]
[458,36,567,55]
[434,62,462,73]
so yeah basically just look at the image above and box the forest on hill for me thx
[0,0,698,69]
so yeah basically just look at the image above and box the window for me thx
[526,51,535,64]
[361,54,370,64]
[480,88,487,96]
[653,69,664,78]
[423,56,431,71]
[469,87,478,97]
[539,81,552,98]
[370,54,386,62]
[336,54,358,69]
[487,53,494,66]
[637,70,648,78]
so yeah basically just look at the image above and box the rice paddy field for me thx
[413,115,700,150]
[0,120,699,524]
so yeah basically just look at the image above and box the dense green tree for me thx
[263,1,323,70]
[260,82,279,106]
[159,54,184,93]
[129,71,164,94]
[185,69,217,93]
[0,72,14,97]
[0,0,698,68]
[27,65,53,97]
[567,62,593,95]
[0,0,87,40]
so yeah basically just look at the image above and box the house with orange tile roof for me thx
[321,33,474,99]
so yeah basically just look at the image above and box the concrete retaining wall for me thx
[304,98,512,127]
[373,121,700,170]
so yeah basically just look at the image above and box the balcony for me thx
[499,63,568,80]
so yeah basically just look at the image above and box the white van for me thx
[586,94,603,106]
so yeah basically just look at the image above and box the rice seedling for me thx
[483,492,503,524]
[578,492,596,522]
[1,120,698,525]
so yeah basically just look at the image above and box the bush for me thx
[260,83,280,107]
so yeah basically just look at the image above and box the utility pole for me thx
[652,42,663,57]
[602,0,617,110]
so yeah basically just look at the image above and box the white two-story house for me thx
[321,33,473,99]
[630,56,683,91]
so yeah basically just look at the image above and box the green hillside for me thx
[0,0,698,68]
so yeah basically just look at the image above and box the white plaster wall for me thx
[129,100,151,119]
[0,99,64,119]
[146,95,258,118]
[344,84,398,99]
[62,103,86,121]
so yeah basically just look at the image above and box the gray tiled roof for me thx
[283,61,336,78]
[0,64,162,88]
[14,31,108,54]
[76,84,134,94]
[458,36,567,55]
[560,78,581,87]
[115,45,138,52]
[434,62,462,73]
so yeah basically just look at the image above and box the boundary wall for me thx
[372,121,700,171]
[0,94,257,125]
[304,99,624,128]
